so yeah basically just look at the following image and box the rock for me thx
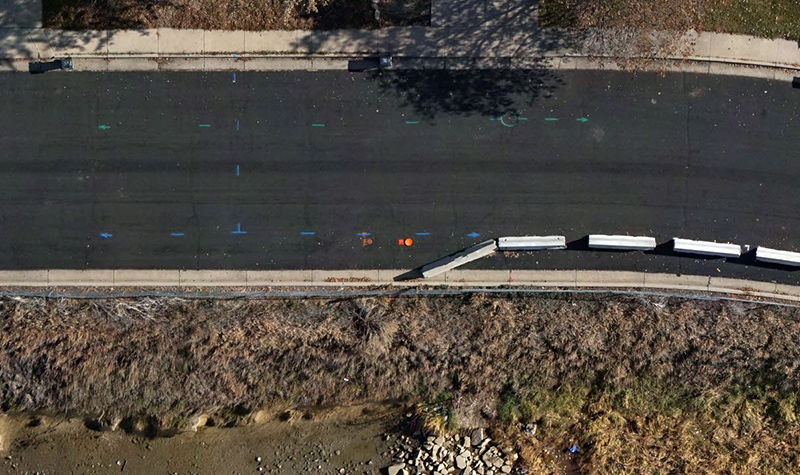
[335,450,341,456]
[387,463,406,475]
[500,466,511,474]
[471,429,484,446]
[255,456,262,463]
[455,455,467,469]
[463,436,471,447]
[491,457,504,468]
[435,436,446,446]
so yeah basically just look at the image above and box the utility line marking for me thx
[544,118,559,122]
[311,123,325,127]
[300,231,316,236]
[357,232,371,237]
[198,124,211,128]
[405,121,420,124]
[576,117,589,122]
[236,120,240,131]
[100,232,113,239]
[467,231,480,238]
[231,223,247,235]
[232,72,236,83]
[415,232,431,236]
[236,165,240,176]
[171,233,184,237]
[98,125,111,130]
[518,117,529,121]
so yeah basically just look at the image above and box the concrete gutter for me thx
[1,269,799,303]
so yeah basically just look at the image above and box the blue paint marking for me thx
[231,223,247,235]
[233,72,236,83]
[236,165,240,176]
[171,233,185,237]
[300,231,316,236]
[100,232,113,239]
[236,120,240,131]
[357,232,372,237]
[415,232,430,236]
[467,231,480,238]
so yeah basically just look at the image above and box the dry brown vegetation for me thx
[43,0,430,30]
[2,293,800,473]
[541,0,800,69]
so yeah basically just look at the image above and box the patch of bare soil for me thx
[1,404,400,474]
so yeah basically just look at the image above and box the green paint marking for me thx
[490,118,500,121]
[405,121,420,124]
[198,124,211,128]
[312,123,325,127]
[576,117,589,123]
[544,118,559,122]
[97,125,111,130]
[518,117,529,121]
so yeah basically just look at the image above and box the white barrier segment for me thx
[587,235,657,251]
[497,236,567,251]
[672,238,741,258]
[755,246,800,267]
[421,240,498,278]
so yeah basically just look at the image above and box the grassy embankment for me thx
[2,294,800,473]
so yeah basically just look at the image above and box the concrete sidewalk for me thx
[1,269,800,303]
[0,0,799,77]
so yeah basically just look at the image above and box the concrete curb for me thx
[1,54,797,81]
[1,269,800,302]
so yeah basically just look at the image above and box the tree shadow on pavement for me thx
[369,65,565,120]
[0,28,141,71]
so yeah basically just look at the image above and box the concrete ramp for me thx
[421,239,498,278]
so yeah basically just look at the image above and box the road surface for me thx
[0,70,798,283]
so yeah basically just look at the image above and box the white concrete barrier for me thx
[588,235,656,251]
[755,246,800,267]
[497,236,567,251]
[421,240,498,278]
[672,238,741,258]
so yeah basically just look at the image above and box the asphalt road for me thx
[1,70,799,282]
